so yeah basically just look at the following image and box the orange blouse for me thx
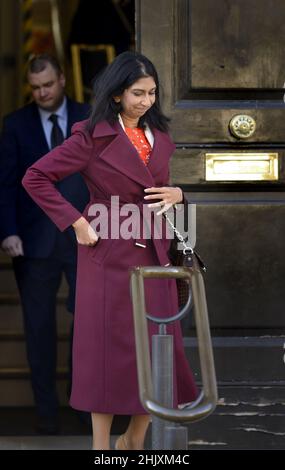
[125,126,152,166]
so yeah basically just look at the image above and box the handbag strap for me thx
[163,212,194,254]
[164,211,207,272]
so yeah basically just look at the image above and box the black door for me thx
[137,0,285,449]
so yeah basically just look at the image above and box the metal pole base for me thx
[164,425,188,450]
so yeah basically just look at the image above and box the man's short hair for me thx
[27,54,63,77]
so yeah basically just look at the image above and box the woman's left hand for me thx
[144,186,183,215]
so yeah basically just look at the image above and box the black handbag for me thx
[164,208,206,308]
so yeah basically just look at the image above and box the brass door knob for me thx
[229,114,256,139]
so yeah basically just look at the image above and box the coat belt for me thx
[90,197,170,267]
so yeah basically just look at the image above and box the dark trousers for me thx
[13,235,77,417]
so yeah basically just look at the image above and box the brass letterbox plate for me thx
[205,153,279,181]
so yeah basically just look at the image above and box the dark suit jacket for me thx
[0,98,90,257]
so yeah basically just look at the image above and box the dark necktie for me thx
[49,114,64,149]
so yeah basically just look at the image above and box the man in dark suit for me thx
[0,54,90,434]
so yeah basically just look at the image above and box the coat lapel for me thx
[93,120,175,188]
[147,128,176,179]
[94,120,154,188]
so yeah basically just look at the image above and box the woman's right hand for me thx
[72,217,99,246]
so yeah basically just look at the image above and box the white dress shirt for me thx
[38,96,68,150]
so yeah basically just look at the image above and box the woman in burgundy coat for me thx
[22,51,198,450]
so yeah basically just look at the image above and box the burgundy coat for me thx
[22,119,198,414]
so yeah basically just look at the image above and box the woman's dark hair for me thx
[86,51,170,133]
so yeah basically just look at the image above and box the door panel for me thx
[191,0,285,89]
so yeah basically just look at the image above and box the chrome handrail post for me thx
[130,265,218,448]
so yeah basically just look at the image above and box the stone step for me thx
[0,255,69,296]
[184,336,285,383]
[0,254,74,407]
[0,283,69,298]
[0,332,70,368]
[0,272,69,295]
[0,374,69,407]
[0,254,16,295]
[0,303,73,331]
[0,292,68,305]
[0,266,18,294]
[0,252,11,266]
[0,366,68,379]
[0,435,93,450]
[187,385,285,450]
[0,388,284,449]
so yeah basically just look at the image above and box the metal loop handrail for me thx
[145,270,192,324]
[130,265,218,423]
